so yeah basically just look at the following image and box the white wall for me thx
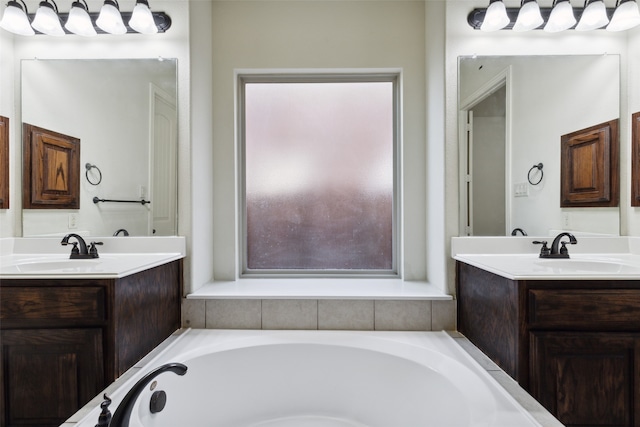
[206,0,430,283]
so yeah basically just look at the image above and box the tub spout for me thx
[108,363,187,427]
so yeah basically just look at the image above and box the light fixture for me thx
[607,0,640,31]
[513,0,544,31]
[480,0,511,31]
[544,0,576,32]
[129,0,157,34]
[31,0,64,36]
[96,0,126,34]
[64,0,96,36]
[576,0,610,30]
[0,0,34,35]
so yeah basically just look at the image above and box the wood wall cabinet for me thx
[457,262,640,427]
[0,260,182,427]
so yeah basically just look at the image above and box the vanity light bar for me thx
[29,10,172,34]
[467,5,632,30]
[0,0,171,36]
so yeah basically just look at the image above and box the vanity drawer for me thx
[0,286,106,326]
[528,289,640,329]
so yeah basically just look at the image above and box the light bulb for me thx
[0,1,34,36]
[576,0,609,30]
[31,0,65,36]
[96,0,126,34]
[607,0,640,31]
[481,0,511,31]
[545,0,576,32]
[129,0,157,34]
[513,0,544,32]
[64,0,96,36]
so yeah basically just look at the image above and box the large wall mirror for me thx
[21,58,178,237]
[458,55,620,237]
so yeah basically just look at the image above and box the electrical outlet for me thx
[139,185,147,199]
[68,213,78,229]
[514,182,528,197]
[563,212,571,228]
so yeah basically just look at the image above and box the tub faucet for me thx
[107,363,187,427]
[511,228,527,236]
[113,228,129,236]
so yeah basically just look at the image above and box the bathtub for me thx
[72,330,543,427]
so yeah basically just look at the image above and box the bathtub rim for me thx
[62,329,562,427]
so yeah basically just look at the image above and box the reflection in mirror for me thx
[458,55,620,237]
[21,58,178,237]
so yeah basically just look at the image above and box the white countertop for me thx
[0,237,185,279]
[452,236,640,280]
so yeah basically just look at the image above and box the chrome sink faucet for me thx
[60,233,103,259]
[533,232,577,259]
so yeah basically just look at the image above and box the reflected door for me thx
[466,86,507,236]
[150,86,178,236]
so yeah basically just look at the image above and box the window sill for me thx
[187,278,452,300]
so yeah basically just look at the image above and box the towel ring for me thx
[527,163,543,186]
[85,163,102,186]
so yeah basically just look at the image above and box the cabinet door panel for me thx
[530,332,639,427]
[1,328,104,427]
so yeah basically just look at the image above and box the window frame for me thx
[237,71,402,278]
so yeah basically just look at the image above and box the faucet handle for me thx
[89,241,103,258]
[532,240,550,257]
[63,241,80,255]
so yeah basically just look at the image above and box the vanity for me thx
[0,237,185,427]
[453,236,640,427]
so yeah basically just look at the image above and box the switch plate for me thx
[514,182,528,197]
[68,213,78,229]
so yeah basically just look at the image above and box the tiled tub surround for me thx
[63,329,563,427]
[183,298,457,331]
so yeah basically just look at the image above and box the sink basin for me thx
[0,259,104,274]
[534,259,638,274]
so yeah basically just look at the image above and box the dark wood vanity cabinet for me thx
[457,262,640,427]
[0,260,182,427]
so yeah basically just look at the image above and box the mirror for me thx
[21,58,178,237]
[458,55,620,237]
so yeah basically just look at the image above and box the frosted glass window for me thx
[242,77,397,273]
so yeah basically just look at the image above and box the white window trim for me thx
[236,69,403,278]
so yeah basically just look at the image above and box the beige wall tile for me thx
[206,299,262,329]
[262,299,317,329]
[318,300,374,330]
[374,300,432,331]
[432,299,456,331]
[181,298,206,328]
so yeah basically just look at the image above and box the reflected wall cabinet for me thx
[560,119,619,208]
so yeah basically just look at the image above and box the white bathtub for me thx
[73,330,543,427]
